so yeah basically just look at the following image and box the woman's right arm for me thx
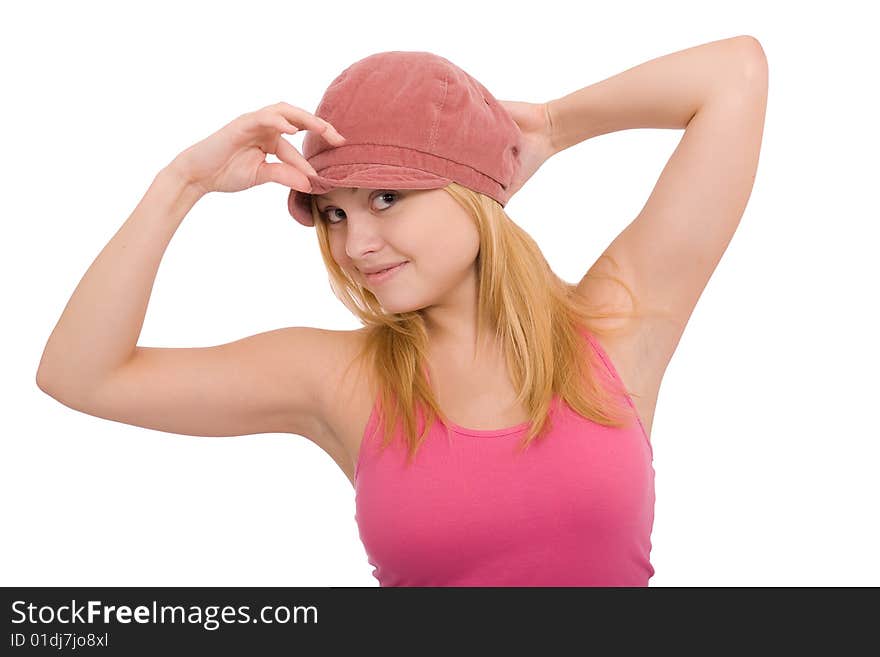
[36,162,204,399]
[35,104,350,445]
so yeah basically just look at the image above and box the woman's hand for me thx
[497,99,558,198]
[170,102,346,195]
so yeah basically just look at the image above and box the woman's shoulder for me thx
[317,326,376,396]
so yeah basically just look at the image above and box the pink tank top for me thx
[353,327,655,586]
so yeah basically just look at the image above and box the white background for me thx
[2,0,877,587]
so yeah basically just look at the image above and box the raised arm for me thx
[551,36,768,390]
[36,165,203,399]
[36,105,348,451]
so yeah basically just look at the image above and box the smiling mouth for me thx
[363,261,408,282]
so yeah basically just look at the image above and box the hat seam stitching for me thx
[311,145,506,189]
[428,73,448,152]
[314,160,503,191]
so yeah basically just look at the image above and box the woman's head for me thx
[312,186,481,320]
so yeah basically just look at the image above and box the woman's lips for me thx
[364,261,408,284]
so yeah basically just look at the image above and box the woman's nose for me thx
[343,213,387,259]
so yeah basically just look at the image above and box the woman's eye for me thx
[322,191,399,224]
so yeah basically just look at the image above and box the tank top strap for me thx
[580,327,627,391]
[579,325,650,449]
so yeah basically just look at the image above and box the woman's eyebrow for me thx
[315,188,362,202]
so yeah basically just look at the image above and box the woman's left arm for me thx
[502,35,768,389]
[547,34,767,150]
[558,35,768,386]
[497,36,767,199]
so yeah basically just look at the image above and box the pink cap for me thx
[287,51,524,226]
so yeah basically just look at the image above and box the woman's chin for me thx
[379,298,428,316]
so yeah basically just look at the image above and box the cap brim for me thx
[287,163,453,226]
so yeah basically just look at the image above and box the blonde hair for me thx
[309,182,663,467]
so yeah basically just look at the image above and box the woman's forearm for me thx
[36,163,206,402]
[547,35,764,153]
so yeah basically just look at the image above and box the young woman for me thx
[36,37,768,586]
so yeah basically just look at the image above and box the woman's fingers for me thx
[244,102,347,190]
[274,115,299,135]
[256,101,347,144]
[275,101,347,143]
[275,134,317,176]
[255,161,311,191]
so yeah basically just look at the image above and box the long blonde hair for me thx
[310,182,659,466]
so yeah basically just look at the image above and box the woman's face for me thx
[316,187,480,314]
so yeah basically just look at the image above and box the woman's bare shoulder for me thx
[312,326,373,405]
[308,327,377,468]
